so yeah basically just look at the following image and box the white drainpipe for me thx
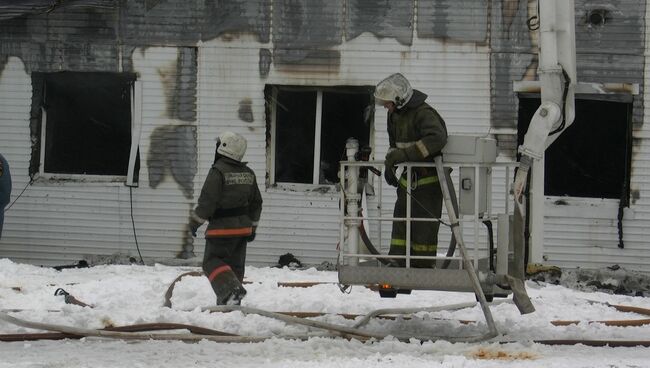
[345,138,361,266]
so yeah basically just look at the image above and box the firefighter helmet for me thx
[217,131,247,162]
[374,73,413,109]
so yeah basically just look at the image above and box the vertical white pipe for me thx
[345,139,360,266]
[312,91,323,185]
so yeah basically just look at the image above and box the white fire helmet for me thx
[217,131,247,162]
[374,73,413,109]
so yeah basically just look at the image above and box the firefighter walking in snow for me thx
[375,73,448,268]
[189,132,263,305]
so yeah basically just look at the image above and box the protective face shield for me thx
[374,73,413,109]
[217,131,247,162]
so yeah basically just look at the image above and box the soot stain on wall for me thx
[259,48,272,78]
[147,125,197,199]
[417,0,488,43]
[272,0,342,67]
[346,0,414,46]
[156,47,198,122]
[238,98,254,123]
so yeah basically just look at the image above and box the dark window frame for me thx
[265,84,375,187]
[517,94,632,203]
[33,71,139,182]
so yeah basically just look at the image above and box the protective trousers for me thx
[389,172,442,268]
[202,237,247,304]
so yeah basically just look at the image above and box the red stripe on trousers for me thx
[208,264,232,281]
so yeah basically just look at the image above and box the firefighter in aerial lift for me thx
[374,73,448,268]
[188,131,263,305]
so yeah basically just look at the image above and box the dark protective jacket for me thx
[194,157,262,238]
[387,89,448,162]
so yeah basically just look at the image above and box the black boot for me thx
[219,284,247,306]
[213,268,247,305]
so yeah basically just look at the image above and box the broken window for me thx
[518,96,632,201]
[34,72,137,178]
[266,85,374,185]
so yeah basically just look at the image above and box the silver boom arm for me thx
[513,0,577,201]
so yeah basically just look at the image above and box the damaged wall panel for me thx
[0,7,120,73]
[201,0,270,43]
[346,0,413,46]
[147,125,197,199]
[272,0,343,66]
[417,0,488,43]
[489,0,534,136]
[121,0,203,45]
[166,47,198,122]
[132,46,199,200]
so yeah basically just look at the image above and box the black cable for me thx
[4,179,34,212]
[483,220,495,272]
[526,15,540,31]
[404,190,452,228]
[129,186,145,265]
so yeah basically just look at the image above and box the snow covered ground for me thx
[1,258,650,367]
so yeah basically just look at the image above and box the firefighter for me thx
[0,153,11,239]
[374,73,448,268]
[188,132,263,305]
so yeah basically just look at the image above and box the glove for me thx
[384,149,408,187]
[384,166,398,187]
[246,227,257,242]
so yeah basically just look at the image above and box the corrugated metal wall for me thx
[1,0,649,271]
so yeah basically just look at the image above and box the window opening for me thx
[518,96,632,200]
[37,72,136,177]
[266,85,373,186]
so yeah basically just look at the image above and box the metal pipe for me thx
[345,139,361,266]
[434,156,498,339]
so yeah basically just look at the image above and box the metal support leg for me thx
[435,156,498,339]
[510,195,536,314]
